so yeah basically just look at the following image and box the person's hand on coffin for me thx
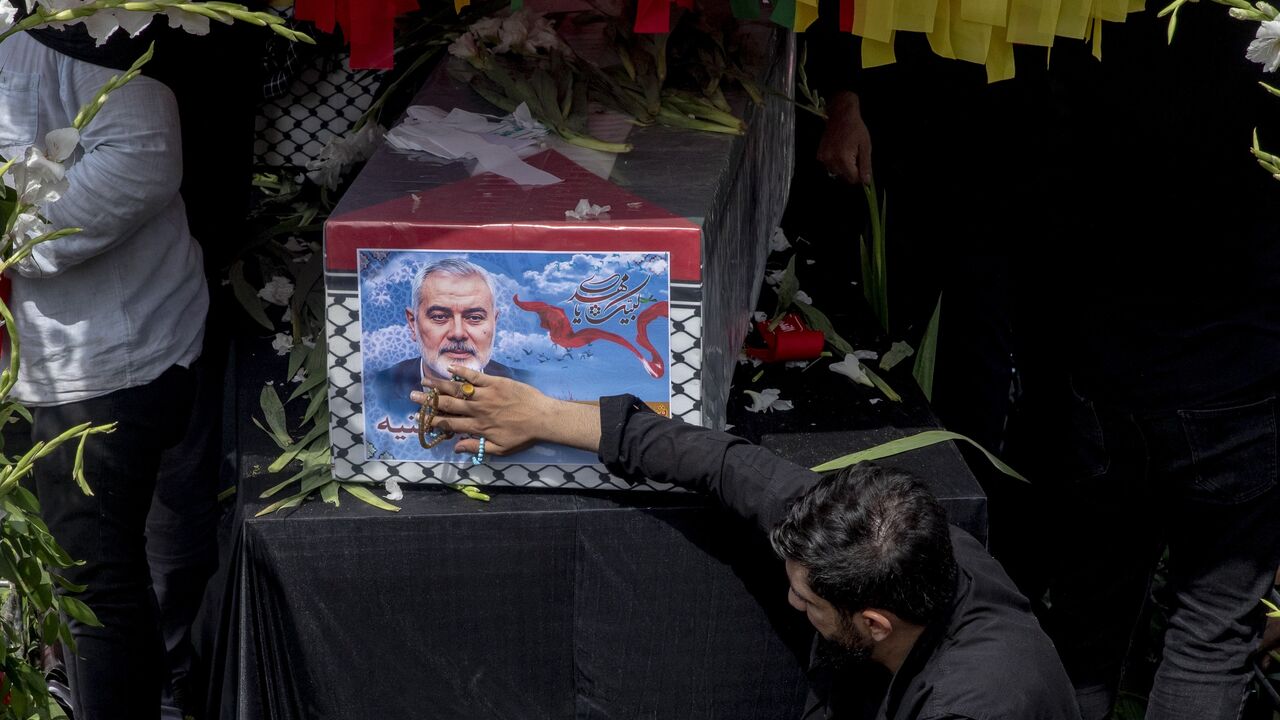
[817,91,873,185]
[410,365,603,457]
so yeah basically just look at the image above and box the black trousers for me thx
[33,364,196,720]
[148,300,229,713]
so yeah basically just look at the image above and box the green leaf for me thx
[286,368,327,403]
[254,485,314,517]
[230,261,275,331]
[913,294,942,402]
[217,484,238,502]
[258,384,291,448]
[862,366,902,403]
[52,574,86,593]
[340,482,401,512]
[301,389,328,426]
[41,610,60,646]
[259,464,321,499]
[71,429,95,496]
[861,179,889,332]
[793,301,855,357]
[289,246,323,311]
[305,334,327,379]
[450,484,491,502]
[286,343,308,386]
[811,429,1028,483]
[299,469,332,495]
[58,617,77,653]
[774,255,799,314]
[267,421,328,473]
[319,480,340,506]
[8,485,38,515]
[59,595,102,627]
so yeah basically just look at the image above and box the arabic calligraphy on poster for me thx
[358,249,672,463]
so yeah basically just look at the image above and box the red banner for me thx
[294,0,419,69]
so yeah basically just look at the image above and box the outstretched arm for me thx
[419,365,822,534]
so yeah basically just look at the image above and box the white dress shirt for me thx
[0,31,207,406]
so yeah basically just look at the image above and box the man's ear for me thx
[405,308,417,337]
[860,610,895,643]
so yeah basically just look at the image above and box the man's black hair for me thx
[770,463,958,626]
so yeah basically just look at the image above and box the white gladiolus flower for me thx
[11,210,48,242]
[830,354,874,387]
[258,275,294,306]
[24,1,211,45]
[471,16,502,41]
[1247,19,1280,72]
[306,123,386,190]
[564,199,611,220]
[0,0,18,27]
[495,13,529,53]
[449,32,479,61]
[271,333,293,356]
[44,127,78,162]
[768,227,791,253]
[744,388,793,413]
[12,145,68,207]
[794,290,812,305]
[162,7,209,35]
[384,478,404,501]
[525,12,565,52]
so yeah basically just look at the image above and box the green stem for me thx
[559,130,633,154]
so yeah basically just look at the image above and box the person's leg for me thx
[148,362,222,713]
[33,365,195,720]
[1039,396,1165,720]
[148,313,228,715]
[1142,394,1280,720]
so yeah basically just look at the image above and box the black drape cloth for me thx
[212,485,814,720]
[209,440,984,720]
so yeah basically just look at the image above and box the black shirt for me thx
[804,7,1280,411]
[1041,6,1280,410]
[597,395,1081,720]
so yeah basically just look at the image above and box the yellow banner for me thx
[862,33,899,67]
[855,0,900,43]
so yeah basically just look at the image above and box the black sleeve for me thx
[597,395,822,535]
[803,0,862,98]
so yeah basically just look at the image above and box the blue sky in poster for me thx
[358,249,671,464]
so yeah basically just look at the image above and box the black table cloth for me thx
[208,330,985,719]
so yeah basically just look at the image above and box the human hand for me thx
[816,91,873,185]
[409,366,553,457]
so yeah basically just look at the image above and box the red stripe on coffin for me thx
[325,149,703,281]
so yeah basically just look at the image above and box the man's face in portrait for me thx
[406,271,497,379]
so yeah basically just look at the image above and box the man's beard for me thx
[814,622,873,673]
[427,341,488,378]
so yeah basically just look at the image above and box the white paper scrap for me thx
[385,103,561,186]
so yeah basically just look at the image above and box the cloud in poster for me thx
[493,329,560,359]
[522,252,668,296]
[362,251,524,328]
